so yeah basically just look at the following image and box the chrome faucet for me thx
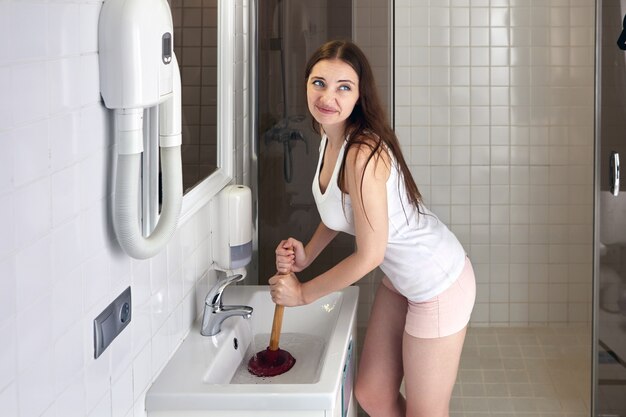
[201,272,253,336]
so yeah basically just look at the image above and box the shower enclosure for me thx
[251,0,626,415]
[253,0,393,284]
[595,1,626,414]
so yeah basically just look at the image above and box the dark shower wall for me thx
[257,0,354,283]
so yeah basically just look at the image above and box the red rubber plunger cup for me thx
[248,304,295,377]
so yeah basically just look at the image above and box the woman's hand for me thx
[268,272,306,307]
[275,238,308,273]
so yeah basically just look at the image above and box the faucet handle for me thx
[205,272,245,307]
[221,273,244,285]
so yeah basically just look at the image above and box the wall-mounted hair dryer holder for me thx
[99,0,183,259]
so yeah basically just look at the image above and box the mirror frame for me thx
[178,0,234,223]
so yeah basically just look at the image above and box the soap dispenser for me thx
[213,185,253,273]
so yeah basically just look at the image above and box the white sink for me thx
[146,285,359,417]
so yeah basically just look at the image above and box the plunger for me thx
[247,302,296,377]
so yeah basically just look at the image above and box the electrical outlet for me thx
[93,287,132,359]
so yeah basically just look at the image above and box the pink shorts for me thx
[382,257,476,339]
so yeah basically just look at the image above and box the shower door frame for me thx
[594,0,626,414]
[249,0,260,284]
[592,1,600,413]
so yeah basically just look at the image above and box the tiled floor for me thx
[357,326,592,417]
[451,326,591,417]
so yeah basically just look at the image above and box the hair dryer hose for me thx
[113,146,183,259]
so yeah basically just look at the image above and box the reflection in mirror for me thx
[170,0,218,194]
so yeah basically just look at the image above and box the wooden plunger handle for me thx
[269,304,284,351]
[269,267,291,351]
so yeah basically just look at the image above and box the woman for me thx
[269,40,476,417]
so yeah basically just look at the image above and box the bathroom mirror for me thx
[171,0,234,222]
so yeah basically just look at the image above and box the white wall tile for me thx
[17,296,53,376]
[109,322,132,384]
[48,3,80,58]
[49,112,80,172]
[0,320,16,393]
[132,342,152,404]
[471,303,489,323]
[509,303,529,323]
[51,217,80,280]
[0,191,14,261]
[54,377,85,417]
[111,366,133,417]
[490,28,510,46]
[0,67,12,131]
[490,303,509,322]
[51,166,80,227]
[15,236,52,313]
[490,283,509,303]
[492,185,511,206]
[79,3,101,54]
[53,322,84,396]
[83,253,112,315]
[1,0,249,414]
[451,8,470,26]
[395,0,593,327]
[0,383,17,417]
[18,349,55,417]
[89,390,112,417]
[471,8,489,27]
[10,2,47,63]
[451,27,470,47]
[154,313,174,372]
[83,347,110,414]
[510,283,529,303]
[48,57,83,115]
[77,203,105,262]
[14,178,52,247]
[80,54,101,106]
[12,62,48,126]
[51,265,82,338]
[150,284,170,336]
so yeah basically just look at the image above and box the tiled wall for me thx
[353,0,393,115]
[352,0,394,333]
[395,0,595,326]
[0,0,249,416]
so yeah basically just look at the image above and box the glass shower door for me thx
[255,0,355,283]
[595,1,626,415]
[254,0,393,285]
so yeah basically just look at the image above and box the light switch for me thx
[94,287,132,359]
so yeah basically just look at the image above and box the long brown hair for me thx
[304,40,423,215]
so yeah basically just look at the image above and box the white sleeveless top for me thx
[312,134,467,302]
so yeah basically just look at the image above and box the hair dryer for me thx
[98,0,183,259]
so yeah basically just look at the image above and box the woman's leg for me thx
[402,327,467,417]
[354,283,408,417]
